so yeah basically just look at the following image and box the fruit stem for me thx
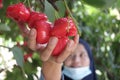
[27,0,31,8]
[16,65,27,79]
[21,67,27,79]
[63,0,81,36]
[17,0,20,3]
[23,0,27,3]
[0,45,11,50]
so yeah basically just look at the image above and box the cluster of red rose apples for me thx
[6,3,77,56]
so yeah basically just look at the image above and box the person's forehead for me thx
[77,43,86,50]
[68,44,87,56]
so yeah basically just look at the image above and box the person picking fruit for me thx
[28,28,79,80]
[6,3,97,80]
[28,28,97,80]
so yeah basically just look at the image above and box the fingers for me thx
[74,34,79,44]
[56,34,79,63]
[40,37,58,61]
[28,28,37,51]
[17,22,30,37]
[56,40,74,63]
[72,34,79,51]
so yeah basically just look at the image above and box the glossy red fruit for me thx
[35,21,52,44]
[52,37,69,56]
[67,18,77,37]
[51,17,77,38]
[22,41,27,46]
[6,3,30,22]
[24,53,33,62]
[27,11,48,28]
[0,0,3,9]
[51,18,68,38]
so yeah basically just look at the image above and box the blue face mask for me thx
[62,66,92,80]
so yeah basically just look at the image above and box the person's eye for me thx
[80,53,83,57]
[80,52,86,58]
[67,54,74,59]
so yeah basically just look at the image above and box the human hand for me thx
[28,28,79,63]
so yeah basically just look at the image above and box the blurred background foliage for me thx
[0,0,120,80]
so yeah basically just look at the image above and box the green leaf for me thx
[115,0,120,9]
[44,0,56,22]
[24,62,37,74]
[5,66,27,80]
[55,1,66,17]
[0,23,11,31]
[83,0,117,9]
[11,46,24,67]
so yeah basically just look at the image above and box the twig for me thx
[47,0,59,11]
[0,69,4,73]
[63,0,81,36]
[39,0,45,10]
[0,45,11,50]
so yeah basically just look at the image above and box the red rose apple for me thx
[51,17,77,38]
[24,53,33,62]
[0,0,3,9]
[66,18,77,37]
[6,3,30,22]
[52,37,69,56]
[27,11,48,28]
[51,18,68,38]
[35,21,52,44]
